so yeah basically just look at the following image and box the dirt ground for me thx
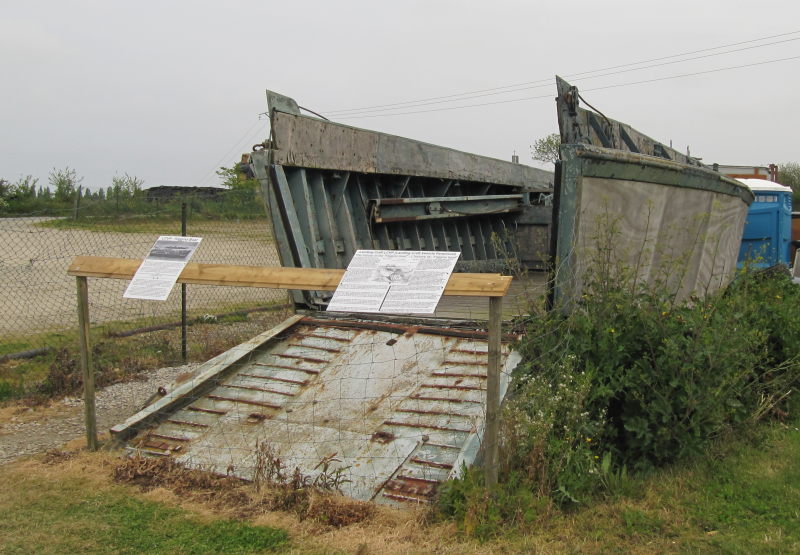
[0,217,288,339]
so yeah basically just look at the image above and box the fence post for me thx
[76,276,97,450]
[485,295,502,488]
[181,201,188,363]
[73,185,82,221]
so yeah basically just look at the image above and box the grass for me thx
[37,214,270,235]
[0,459,288,554]
[531,418,800,552]
[0,416,797,553]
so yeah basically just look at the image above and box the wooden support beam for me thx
[67,256,513,297]
[76,276,97,451]
[484,295,502,488]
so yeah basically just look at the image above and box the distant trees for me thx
[778,162,800,190]
[0,168,147,216]
[216,163,261,205]
[216,163,259,193]
[49,167,82,203]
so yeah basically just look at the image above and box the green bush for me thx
[511,267,800,488]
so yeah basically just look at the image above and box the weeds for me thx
[114,454,372,528]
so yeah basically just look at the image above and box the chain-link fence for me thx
[0,190,291,401]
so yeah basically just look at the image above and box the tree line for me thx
[0,164,262,218]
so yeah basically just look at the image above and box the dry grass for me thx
[2,419,798,553]
[0,449,495,554]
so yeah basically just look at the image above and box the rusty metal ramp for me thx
[111,314,520,505]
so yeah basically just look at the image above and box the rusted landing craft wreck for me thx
[110,78,752,505]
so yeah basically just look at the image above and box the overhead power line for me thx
[338,54,800,120]
[324,29,800,116]
[329,37,800,118]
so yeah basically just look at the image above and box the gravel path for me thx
[0,364,199,465]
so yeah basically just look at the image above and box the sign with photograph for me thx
[123,236,202,301]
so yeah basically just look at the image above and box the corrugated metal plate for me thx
[114,316,519,504]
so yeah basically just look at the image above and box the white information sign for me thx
[123,236,202,301]
[327,250,460,314]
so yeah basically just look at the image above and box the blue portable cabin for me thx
[737,178,793,268]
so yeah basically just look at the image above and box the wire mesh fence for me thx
[0,190,291,400]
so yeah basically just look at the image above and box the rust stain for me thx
[424,441,461,450]
[397,408,460,417]
[254,362,321,374]
[274,353,327,364]
[409,394,481,404]
[166,419,209,428]
[443,359,488,366]
[384,475,438,498]
[431,371,487,379]
[381,492,429,504]
[420,383,484,391]
[246,413,270,423]
[287,342,342,353]
[224,383,296,397]
[205,395,281,409]
[238,372,309,386]
[370,430,396,444]
[383,420,471,433]
[149,433,191,442]
[293,332,353,343]
[186,406,227,415]
[410,457,453,470]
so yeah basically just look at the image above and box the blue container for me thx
[737,179,793,267]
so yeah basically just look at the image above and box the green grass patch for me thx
[36,215,272,239]
[38,215,185,234]
[0,474,288,554]
[676,423,800,551]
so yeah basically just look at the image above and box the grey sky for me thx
[2,0,799,191]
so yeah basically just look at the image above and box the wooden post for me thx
[76,276,97,450]
[485,295,502,488]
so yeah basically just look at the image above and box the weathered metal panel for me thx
[248,91,554,308]
[556,76,704,167]
[553,144,753,307]
[551,77,754,308]
[114,317,519,505]
[268,109,553,189]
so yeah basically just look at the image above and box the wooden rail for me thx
[68,256,513,297]
[68,255,509,487]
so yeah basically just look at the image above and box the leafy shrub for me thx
[511,266,800,492]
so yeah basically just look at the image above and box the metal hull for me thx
[552,78,753,307]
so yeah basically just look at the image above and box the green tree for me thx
[111,173,144,199]
[49,167,82,203]
[778,162,800,190]
[531,133,561,165]
[216,163,259,192]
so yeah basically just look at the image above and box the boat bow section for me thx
[552,77,753,307]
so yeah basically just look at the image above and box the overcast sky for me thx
[2,0,799,191]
